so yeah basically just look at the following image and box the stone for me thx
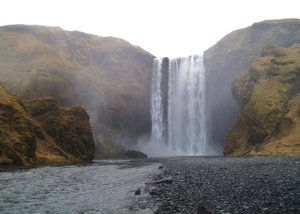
[125,150,147,159]
[135,188,141,195]
[197,206,211,214]
[155,177,173,184]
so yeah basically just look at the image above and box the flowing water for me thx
[0,160,159,213]
[149,55,209,156]
[151,58,164,146]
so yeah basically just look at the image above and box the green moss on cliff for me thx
[226,43,300,156]
[204,19,300,148]
[0,84,95,167]
[0,25,154,155]
[0,84,36,166]
[25,97,95,162]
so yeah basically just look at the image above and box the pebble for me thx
[147,156,300,214]
[135,188,141,195]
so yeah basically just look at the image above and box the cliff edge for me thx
[204,19,300,153]
[225,44,300,156]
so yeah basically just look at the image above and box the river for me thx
[0,160,160,214]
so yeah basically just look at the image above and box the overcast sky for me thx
[1,0,299,57]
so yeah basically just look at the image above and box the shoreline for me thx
[147,156,300,213]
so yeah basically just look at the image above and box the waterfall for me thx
[151,58,164,145]
[150,55,209,156]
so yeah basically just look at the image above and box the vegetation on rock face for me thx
[0,84,36,166]
[25,97,95,163]
[225,44,300,156]
[204,19,300,152]
[0,25,154,155]
[0,84,94,166]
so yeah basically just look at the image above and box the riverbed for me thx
[150,156,300,213]
[1,157,300,214]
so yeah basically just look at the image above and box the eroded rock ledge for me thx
[0,84,94,166]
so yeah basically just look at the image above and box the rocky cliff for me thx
[225,44,300,156]
[204,19,300,153]
[0,84,36,165]
[0,25,154,155]
[0,84,94,166]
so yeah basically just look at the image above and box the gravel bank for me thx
[147,157,300,213]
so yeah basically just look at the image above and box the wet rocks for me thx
[148,156,300,214]
[155,177,173,184]
[135,188,141,195]
[197,206,211,214]
[125,150,147,159]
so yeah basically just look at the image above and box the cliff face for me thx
[0,84,36,166]
[225,44,300,156]
[25,97,95,163]
[0,84,94,166]
[0,25,154,154]
[204,19,300,152]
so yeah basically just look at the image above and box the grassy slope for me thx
[0,84,94,166]
[225,44,300,156]
[204,19,300,151]
[0,84,36,165]
[0,25,154,155]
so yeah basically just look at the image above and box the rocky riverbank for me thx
[147,157,300,213]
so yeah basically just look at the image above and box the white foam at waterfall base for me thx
[138,55,217,157]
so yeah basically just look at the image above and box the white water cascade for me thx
[151,58,164,145]
[150,55,209,156]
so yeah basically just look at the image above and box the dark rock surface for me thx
[135,188,141,195]
[148,156,300,213]
[125,150,148,159]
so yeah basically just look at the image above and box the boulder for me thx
[125,150,147,159]
[155,177,173,184]
[135,188,141,195]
